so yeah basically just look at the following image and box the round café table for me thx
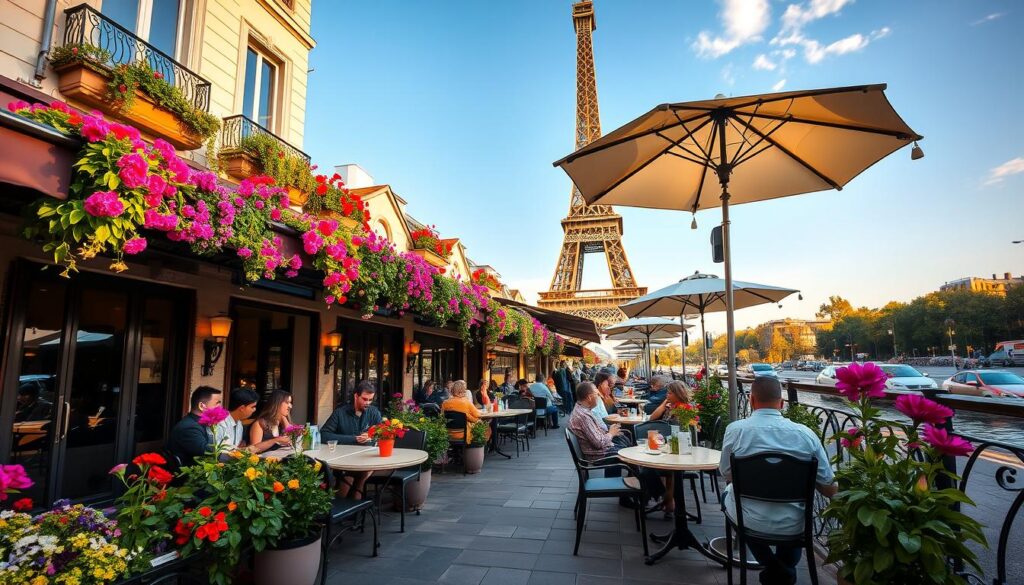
[615,397,649,407]
[478,408,533,459]
[617,445,724,565]
[603,413,647,426]
[323,447,428,472]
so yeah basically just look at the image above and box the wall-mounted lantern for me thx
[201,315,233,376]
[323,330,343,374]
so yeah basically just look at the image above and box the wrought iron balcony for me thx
[60,3,211,112]
[220,115,311,163]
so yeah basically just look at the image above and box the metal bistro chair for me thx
[564,429,648,556]
[533,396,551,436]
[697,414,726,503]
[443,410,469,475]
[497,401,531,456]
[319,458,378,585]
[634,420,703,523]
[724,452,820,585]
[512,396,537,438]
[364,429,426,533]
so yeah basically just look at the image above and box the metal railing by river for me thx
[734,376,1023,585]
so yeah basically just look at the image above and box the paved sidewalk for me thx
[324,425,834,585]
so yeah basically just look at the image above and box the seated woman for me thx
[647,380,693,519]
[413,379,433,405]
[593,372,617,413]
[442,380,490,444]
[248,390,295,451]
[474,378,494,409]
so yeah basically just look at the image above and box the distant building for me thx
[757,318,832,360]
[940,273,1022,296]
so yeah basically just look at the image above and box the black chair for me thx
[511,396,537,438]
[364,429,425,533]
[724,452,819,585]
[533,396,550,436]
[418,403,441,417]
[497,402,530,456]
[320,458,378,585]
[634,420,703,523]
[564,429,648,557]
[443,410,468,475]
[697,414,726,503]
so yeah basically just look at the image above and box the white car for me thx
[816,364,937,392]
[748,363,778,378]
[715,364,730,377]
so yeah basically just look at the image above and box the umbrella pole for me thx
[700,310,710,375]
[722,187,738,421]
[679,312,687,383]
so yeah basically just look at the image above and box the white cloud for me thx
[984,157,1024,185]
[752,54,777,70]
[779,48,797,60]
[804,32,868,63]
[780,0,855,34]
[972,12,1005,26]
[871,27,891,39]
[721,63,737,86]
[772,78,787,91]
[693,0,771,58]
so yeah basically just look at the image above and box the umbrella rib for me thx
[731,115,790,167]
[588,117,715,204]
[742,111,919,140]
[672,110,716,162]
[731,115,843,190]
[556,110,709,165]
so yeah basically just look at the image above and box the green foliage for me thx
[782,403,821,434]
[390,406,450,471]
[236,132,317,194]
[822,395,986,584]
[469,420,490,447]
[107,61,220,140]
[49,43,111,68]
[692,376,727,447]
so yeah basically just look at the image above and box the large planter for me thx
[399,467,432,511]
[221,151,309,208]
[323,211,360,230]
[54,62,204,150]
[465,445,485,474]
[410,248,448,269]
[254,531,322,585]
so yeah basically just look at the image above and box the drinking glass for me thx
[327,440,338,453]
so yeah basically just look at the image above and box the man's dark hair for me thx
[750,376,783,404]
[516,378,528,388]
[535,372,546,383]
[594,372,613,389]
[355,380,376,397]
[229,388,259,411]
[575,381,596,403]
[190,386,221,411]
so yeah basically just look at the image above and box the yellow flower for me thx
[288,479,300,490]
[313,461,322,473]
[32,577,47,585]
[265,456,280,464]
[229,450,243,459]
[244,467,258,481]
[248,454,260,465]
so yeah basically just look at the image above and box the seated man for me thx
[566,382,623,461]
[166,386,221,466]
[321,381,384,499]
[217,388,289,453]
[14,383,52,423]
[719,377,837,585]
[528,373,560,429]
[643,375,671,415]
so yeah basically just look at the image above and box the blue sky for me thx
[304,1,1023,334]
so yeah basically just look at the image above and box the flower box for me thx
[221,150,309,208]
[410,247,448,268]
[323,210,360,231]
[54,62,204,150]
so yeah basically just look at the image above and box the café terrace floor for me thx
[324,427,835,585]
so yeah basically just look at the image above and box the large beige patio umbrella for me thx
[554,84,922,419]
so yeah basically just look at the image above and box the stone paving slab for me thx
[324,422,835,585]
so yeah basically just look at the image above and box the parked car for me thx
[987,340,1024,367]
[811,361,826,372]
[714,363,730,377]
[878,364,938,392]
[816,365,842,387]
[942,370,1024,398]
[781,360,795,370]
[747,363,778,378]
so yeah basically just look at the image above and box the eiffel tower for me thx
[538,0,646,328]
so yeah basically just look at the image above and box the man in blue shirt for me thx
[719,377,837,585]
[528,373,560,429]
[642,375,670,415]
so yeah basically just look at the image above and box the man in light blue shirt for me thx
[528,373,560,429]
[719,377,837,585]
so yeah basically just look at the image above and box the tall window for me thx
[243,47,278,129]
[101,0,183,58]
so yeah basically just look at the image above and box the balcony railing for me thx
[60,3,211,112]
[220,115,311,163]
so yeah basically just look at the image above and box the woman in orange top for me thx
[442,380,490,443]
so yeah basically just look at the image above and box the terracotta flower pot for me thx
[255,530,322,585]
[465,445,485,474]
[410,248,448,268]
[378,439,394,457]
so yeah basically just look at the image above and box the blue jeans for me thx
[557,388,574,414]
[538,405,559,428]
[744,541,801,585]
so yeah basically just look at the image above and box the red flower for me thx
[133,453,167,466]
[198,506,212,518]
[922,425,973,457]
[273,481,284,493]
[152,490,167,502]
[118,84,127,93]
[147,465,174,485]
[316,183,328,196]
[71,47,79,55]
[173,519,191,545]
[12,497,33,511]
[154,71,163,80]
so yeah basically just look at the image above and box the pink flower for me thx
[237,247,253,259]
[122,237,147,255]
[894,395,953,427]
[167,156,189,183]
[146,173,167,198]
[839,428,862,449]
[198,406,230,427]
[302,230,324,255]
[109,463,128,475]
[80,115,110,142]
[270,208,282,220]
[921,425,973,457]
[834,362,887,401]
[317,219,338,237]
[0,464,33,500]
[117,152,149,189]
[144,209,178,231]
[83,191,124,217]
[6,100,30,113]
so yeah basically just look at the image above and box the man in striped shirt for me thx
[567,381,624,461]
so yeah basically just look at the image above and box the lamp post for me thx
[944,318,956,362]
[887,323,897,359]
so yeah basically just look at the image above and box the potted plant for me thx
[822,362,986,584]
[221,132,317,207]
[408,225,452,268]
[303,173,371,230]
[368,418,407,457]
[465,420,489,474]
[389,400,450,511]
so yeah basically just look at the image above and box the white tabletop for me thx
[615,397,649,405]
[259,444,376,462]
[478,408,532,419]
[617,445,721,471]
[604,414,647,425]
[325,447,428,472]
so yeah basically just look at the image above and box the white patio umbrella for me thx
[604,318,687,378]
[555,84,922,419]
[621,271,799,374]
